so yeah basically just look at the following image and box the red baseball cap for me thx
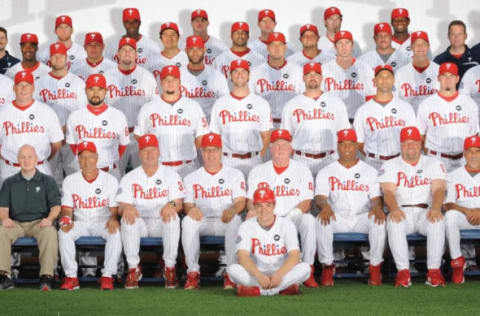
[400,126,421,143]
[201,133,222,148]
[267,32,286,45]
[231,22,249,34]
[324,7,342,20]
[300,24,318,36]
[138,134,159,150]
[258,9,276,22]
[374,23,392,35]
[84,32,104,46]
[253,186,275,204]
[20,33,38,45]
[14,71,34,85]
[391,8,409,20]
[186,35,205,49]
[86,74,107,89]
[337,129,357,143]
[270,129,292,143]
[191,9,208,20]
[334,30,353,43]
[77,141,97,154]
[439,62,459,76]
[160,22,180,36]
[123,8,140,22]
[55,15,72,29]
[411,31,429,45]
[50,42,67,56]
[464,135,480,151]
[160,65,181,80]
[303,62,322,75]
[118,37,137,50]
[374,65,394,76]
[230,59,250,73]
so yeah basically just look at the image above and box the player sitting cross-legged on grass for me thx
[227,186,310,296]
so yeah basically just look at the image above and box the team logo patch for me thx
[283,73,289,79]
[35,186,41,193]
[69,55,75,60]
[102,120,108,126]
[138,48,143,53]
[131,79,138,84]
[218,178,225,184]
[354,173,360,179]
[351,72,357,78]
[391,108,397,114]
[417,169,423,174]
[246,103,253,110]
[202,80,208,86]
[320,101,326,108]
[274,234,280,241]
[284,178,290,184]
[156,179,162,185]
[176,62,181,67]
[407,46,411,51]
[99,70,104,74]
[247,61,252,66]
[426,78,431,84]
[207,48,212,54]
[35,76,40,80]
[177,108,183,114]
[95,188,101,194]
[391,61,397,67]
[29,114,35,120]
[456,105,462,111]
[65,82,70,88]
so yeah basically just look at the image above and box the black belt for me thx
[401,204,429,209]
[224,152,259,159]
[427,149,463,160]
[367,153,400,161]
[294,150,334,159]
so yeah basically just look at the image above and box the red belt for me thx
[162,160,192,167]
[427,149,463,160]
[294,150,334,159]
[367,153,400,161]
[3,158,44,167]
[100,163,117,172]
[401,204,429,209]
[224,152,259,159]
[272,118,281,123]
[128,127,134,133]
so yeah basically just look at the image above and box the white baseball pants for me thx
[446,210,480,259]
[222,154,262,178]
[289,213,317,265]
[292,152,336,177]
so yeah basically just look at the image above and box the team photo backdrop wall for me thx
[1,0,480,59]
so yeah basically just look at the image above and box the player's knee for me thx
[181,216,199,230]
[445,211,460,227]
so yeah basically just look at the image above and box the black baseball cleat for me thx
[0,272,14,290]
[39,275,53,291]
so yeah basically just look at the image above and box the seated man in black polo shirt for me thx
[0,144,61,291]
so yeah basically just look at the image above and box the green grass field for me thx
[2,279,480,316]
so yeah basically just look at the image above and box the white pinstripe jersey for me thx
[321,59,376,119]
[116,165,185,219]
[105,35,161,66]
[249,61,304,121]
[281,93,350,153]
[446,165,480,208]
[417,93,479,153]
[394,62,439,113]
[247,160,314,217]
[213,49,265,81]
[0,74,14,106]
[134,96,209,162]
[62,171,118,223]
[5,62,50,82]
[180,36,228,66]
[248,38,296,59]
[357,49,410,73]
[37,42,87,69]
[104,65,159,127]
[353,96,417,156]
[317,36,362,58]
[184,166,246,218]
[146,51,189,84]
[377,154,446,206]
[66,106,130,168]
[286,50,334,67]
[0,100,64,162]
[315,160,380,216]
[210,93,272,154]
[34,72,87,126]
[70,58,116,81]
[460,65,480,107]
[391,37,433,60]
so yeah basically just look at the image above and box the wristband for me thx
[59,216,72,227]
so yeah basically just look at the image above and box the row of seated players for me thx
[1,125,479,296]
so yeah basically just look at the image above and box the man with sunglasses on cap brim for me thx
[354,65,417,170]
[247,129,318,287]
[5,33,50,81]
[282,62,350,176]
[70,32,116,81]
[287,24,334,67]
[358,23,410,73]
[116,134,184,289]
[395,31,439,113]
[181,133,246,290]
[210,59,271,177]
[227,186,310,296]
[321,30,375,122]
[58,141,122,291]
[249,32,303,128]
[213,22,265,82]
[135,65,209,178]
[105,8,160,66]
[378,126,447,287]
[315,129,385,286]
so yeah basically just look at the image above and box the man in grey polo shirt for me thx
[0,144,61,291]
